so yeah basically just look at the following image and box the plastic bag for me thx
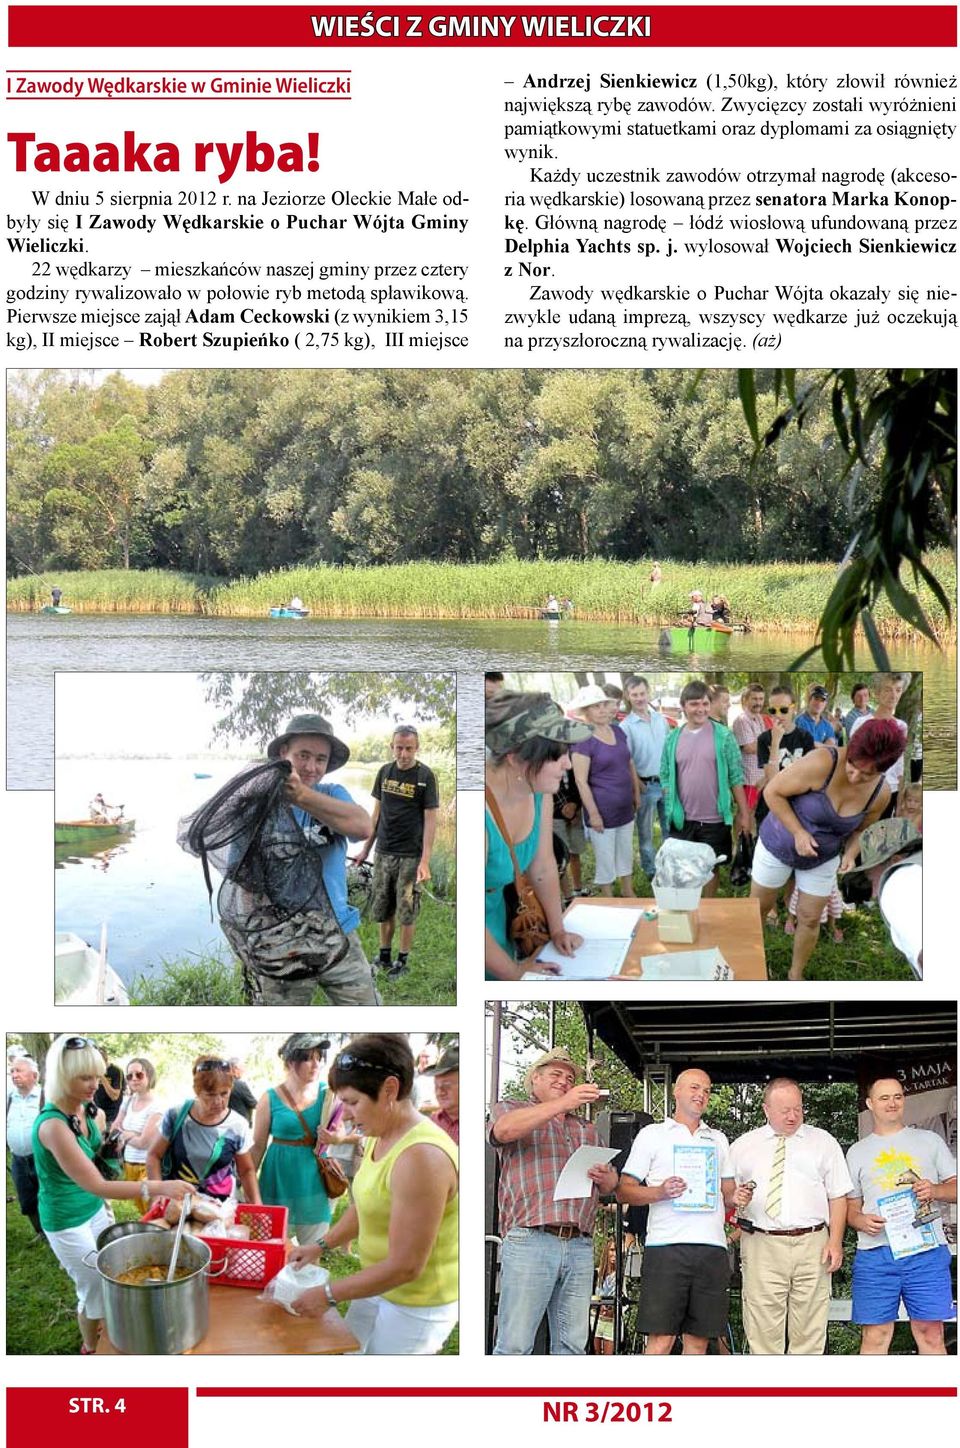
[654,837,725,889]
[259,1261,330,1315]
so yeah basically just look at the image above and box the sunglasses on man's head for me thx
[65,1036,97,1051]
[769,706,792,715]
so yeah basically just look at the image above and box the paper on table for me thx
[524,943,625,980]
[553,1145,619,1200]
[640,949,733,981]
[528,904,643,977]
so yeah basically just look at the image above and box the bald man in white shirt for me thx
[729,1077,852,1354]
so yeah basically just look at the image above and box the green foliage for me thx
[198,670,457,753]
[738,368,956,668]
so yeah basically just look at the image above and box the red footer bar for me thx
[197,1387,957,1398]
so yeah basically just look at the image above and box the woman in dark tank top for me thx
[749,719,907,980]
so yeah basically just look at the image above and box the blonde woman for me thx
[32,1035,190,1353]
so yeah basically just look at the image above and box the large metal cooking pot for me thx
[96,1219,166,1253]
[83,1231,224,1353]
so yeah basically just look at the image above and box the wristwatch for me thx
[322,1282,337,1309]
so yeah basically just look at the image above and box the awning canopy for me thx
[581,1000,956,1084]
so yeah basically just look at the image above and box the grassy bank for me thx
[128,890,455,1006]
[7,553,956,640]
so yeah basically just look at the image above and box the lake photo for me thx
[53,671,457,1007]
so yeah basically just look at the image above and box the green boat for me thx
[42,604,72,615]
[55,818,136,845]
[666,625,732,653]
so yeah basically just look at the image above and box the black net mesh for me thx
[177,761,348,971]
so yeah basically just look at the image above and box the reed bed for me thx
[7,553,955,640]
[210,552,956,640]
[5,569,209,613]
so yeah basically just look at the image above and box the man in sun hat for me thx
[223,713,378,1007]
[425,1042,460,1145]
[490,1046,619,1354]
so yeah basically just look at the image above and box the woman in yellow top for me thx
[289,1033,458,1354]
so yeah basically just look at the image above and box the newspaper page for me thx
[3,1,957,1441]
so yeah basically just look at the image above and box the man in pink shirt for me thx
[733,682,767,830]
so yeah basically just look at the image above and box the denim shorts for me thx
[852,1244,954,1324]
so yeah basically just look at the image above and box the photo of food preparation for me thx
[7,1030,459,1355]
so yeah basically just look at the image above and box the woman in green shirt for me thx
[287,1034,458,1354]
[32,1035,190,1353]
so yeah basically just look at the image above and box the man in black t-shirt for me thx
[355,726,440,978]
[227,1058,258,1124]
[93,1047,124,1127]
[755,684,815,826]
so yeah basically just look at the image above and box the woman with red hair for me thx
[749,718,906,979]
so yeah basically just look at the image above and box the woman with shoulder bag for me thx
[484,691,593,980]
[252,1034,336,1244]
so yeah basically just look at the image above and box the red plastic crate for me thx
[199,1203,288,1289]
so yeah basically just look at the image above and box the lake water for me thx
[54,758,377,985]
[10,612,956,788]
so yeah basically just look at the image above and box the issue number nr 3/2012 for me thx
[543,1402,673,1424]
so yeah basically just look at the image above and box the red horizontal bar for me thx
[197,1387,958,1398]
[9,7,958,49]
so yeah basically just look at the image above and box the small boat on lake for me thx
[269,606,310,618]
[539,609,563,621]
[664,624,733,654]
[41,604,72,615]
[55,927,129,1006]
[55,817,136,845]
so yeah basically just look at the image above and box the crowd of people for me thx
[7,1033,459,1355]
[489,1048,956,1357]
[483,673,920,980]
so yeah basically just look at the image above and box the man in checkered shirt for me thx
[490,1048,618,1354]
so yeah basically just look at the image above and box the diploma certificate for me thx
[876,1189,938,1259]
[672,1143,718,1212]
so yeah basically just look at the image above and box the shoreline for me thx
[7,600,956,643]
[7,554,956,642]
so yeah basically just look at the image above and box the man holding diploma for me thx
[846,1076,957,1355]
[490,1048,619,1354]
[729,1078,852,1354]
[615,1068,735,1354]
